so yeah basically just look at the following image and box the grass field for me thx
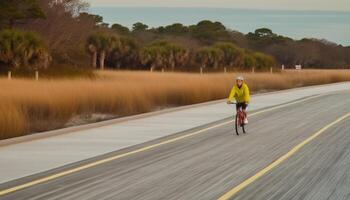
[1,69,350,140]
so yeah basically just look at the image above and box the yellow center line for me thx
[0,95,321,196]
[218,112,350,200]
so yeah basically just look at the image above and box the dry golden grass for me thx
[1,69,350,140]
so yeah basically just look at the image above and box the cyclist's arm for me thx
[227,86,236,102]
[243,84,250,104]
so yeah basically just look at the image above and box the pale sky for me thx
[87,0,350,11]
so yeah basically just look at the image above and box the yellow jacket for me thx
[228,83,250,103]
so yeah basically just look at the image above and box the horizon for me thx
[86,0,350,12]
[89,6,350,13]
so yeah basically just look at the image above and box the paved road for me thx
[1,91,350,200]
[1,82,350,184]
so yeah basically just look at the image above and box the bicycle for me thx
[228,102,246,135]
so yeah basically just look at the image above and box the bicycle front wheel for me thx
[242,121,246,133]
[235,114,239,135]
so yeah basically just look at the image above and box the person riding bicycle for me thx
[227,76,250,124]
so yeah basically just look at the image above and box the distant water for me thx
[89,7,350,46]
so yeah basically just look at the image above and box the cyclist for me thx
[227,76,250,124]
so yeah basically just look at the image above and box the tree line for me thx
[0,0,349,74]
[86,32,275,71]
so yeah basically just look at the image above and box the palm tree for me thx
[87,36,98,68]
[195,47,224,69]
[111,37,139,69]
[87,32,118,70]
[167,43,189,70]
[213,42,244,68]
[22,32,42,66]
[0,29,23,68]
[140,41,188,71]
[98,35,109,70]
[0,29,49,69]
[140,45,165,71]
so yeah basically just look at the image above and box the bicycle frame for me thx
[236,107,245,126]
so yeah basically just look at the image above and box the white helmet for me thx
[236,76,244,81]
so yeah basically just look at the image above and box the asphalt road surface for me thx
[1,91,350,200]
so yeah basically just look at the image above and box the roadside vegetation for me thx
[1,70,350,140]
[1,0,350,76]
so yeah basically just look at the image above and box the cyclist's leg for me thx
[242,103,248,113]
[242,103,248,123]
[236,103,243,112]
